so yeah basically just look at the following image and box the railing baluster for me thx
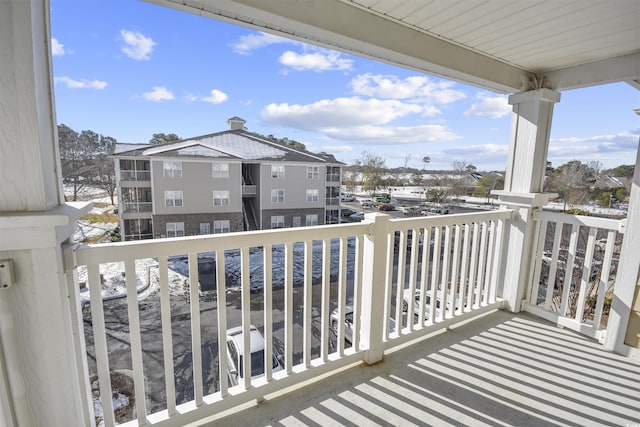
[158,257,176,413]
[544,222,563,310]
[439,226,452,321]
[395,230,407,324]
[124,259,147,423]
[483,221,496,305]
[476,221,489,306]
[561,225,579,316]
[188,253,204,403]
[338,237,348,353]
[240,247,251,390]
[353,235,363,348]
[284,242,293,374]
[593,230,615,328]
[488,219,505,304]
[321,239,330,360]
[468,222,480,309]
[429,226,441,324]
[459,224,470,312]
[383,226,395,330]
[575,227,597,322]
[88,263,115,427]
[450,224,462,316]
[263,245,273,382]
[303,241,312,368]
[418,227,431,325]
[407,229,419,331]
[529,219,545,304]
[216,250,228,396]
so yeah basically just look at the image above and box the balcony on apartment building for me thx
[2,1,639,427]
[66,206,640,426]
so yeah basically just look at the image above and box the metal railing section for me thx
[526,211,625,341]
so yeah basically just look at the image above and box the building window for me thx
[213,190,230,206]
[271,215,285,229]
[166,222,184,238]
[164,190,183,207]
[214,220,231,234]
[306,214,319,226]
[307,166,319,179]
[292,216,301,227]
[163,160,182,178]
[199,223,211,235]
[271,189,285,203]
[212,162,229,178]
[306,189,319,202]
[271,165,285,178]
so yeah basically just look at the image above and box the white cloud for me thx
[200,89,229,104]
[120,30,155,60]
[262,97,423,129]
[443,144,509,163]
[54,76,107,89]
[464,93,511,119]
[261,97,460,144]
[185,89,229,104]
[321,145,353,153]
[351,74,466,104]
[231,32,297,55]
[279,51,353,72]
[51,38,65,56]
[142,86,174,102]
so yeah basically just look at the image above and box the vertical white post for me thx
[0,1,93,425]
[605,137,640,355]
[360,213,390,364]
[493,88,560,312]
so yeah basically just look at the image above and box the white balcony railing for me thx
[524,211,625,341]
[67,208,535,426]
[120,170,151,181]
[122,202,152,214]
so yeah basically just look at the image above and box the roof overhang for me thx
[146,0,639,93]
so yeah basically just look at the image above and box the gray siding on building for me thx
[259,163,325,210]
[151,159,242,215]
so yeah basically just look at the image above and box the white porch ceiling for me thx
[150,0,640,93]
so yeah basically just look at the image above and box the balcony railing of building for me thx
[122,202,153,214]
[242,185,257,196]
[325,196,340,206]
[326,174,340,183]
[120,170,151,182]
[65,208,627,427]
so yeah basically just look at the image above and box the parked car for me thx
[350,212,365,221]
[402,289,462,320]
[340,194,356,202]
[373,195,390,204]
[330,305,396,344]
[226,325,283,386]
[378,203,396,211]
[360,199,375,207]
[340,207,357,218]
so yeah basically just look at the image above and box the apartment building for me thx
[114,117,343,240]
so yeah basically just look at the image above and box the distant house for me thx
[114,117,343,240]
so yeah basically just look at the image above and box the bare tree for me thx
[359,150,387,195]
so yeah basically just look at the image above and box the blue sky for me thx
[50,0,639,171]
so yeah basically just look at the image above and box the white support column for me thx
[359,213,391,364]
[494,88,560,312]
[604,131,640,356]
[0,1,93,426]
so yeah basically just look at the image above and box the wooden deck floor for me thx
[198,310,640,427]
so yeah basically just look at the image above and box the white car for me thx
[360,199,375,207]
[226,325,283,386]
[340,194,356,202]
[330,305,396,343]
[402,289,462,320]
